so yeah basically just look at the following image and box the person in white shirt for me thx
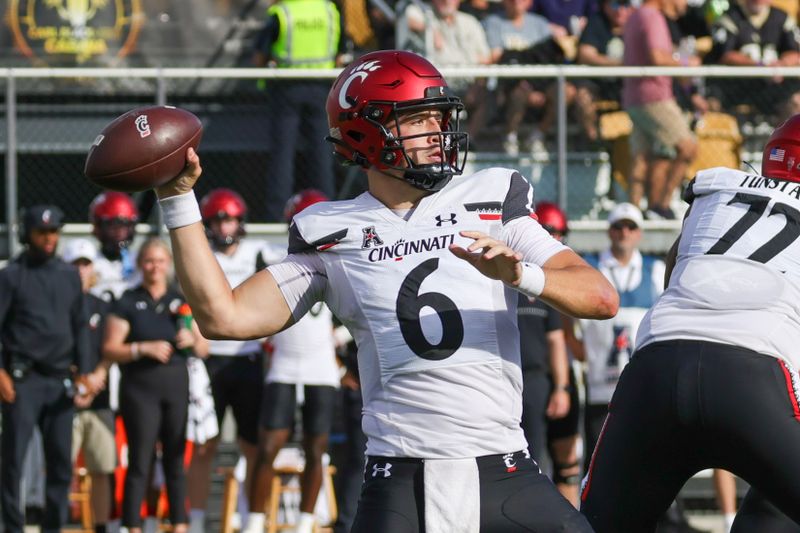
[155,50,617,532]
[581,115,800,531]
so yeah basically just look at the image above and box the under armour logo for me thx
[435,213,457,226]
[372,463,392,478]
[503,453,517,473]
[361,226,384,249]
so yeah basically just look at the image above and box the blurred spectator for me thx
[460,0,505,20]
[485,0,597,155]
[398,0,492,139]
[623,0,698,218]
[665,1,710,116]
[705,0,800,121]
[578,0,632,96]
[243,190,342,533]
[369,0,401,49]
[186,189,270,533]
[64,238,117,533]
[253,0,346,221]
[0,205,93,533]
[532,0,598,37]
[341,0,380,53]
[483,0,553,155]
[103,238,209,533]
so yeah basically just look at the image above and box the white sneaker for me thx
[528,129,546,155]
[503,132,519,157]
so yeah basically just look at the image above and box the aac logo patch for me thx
[361,226,384,249]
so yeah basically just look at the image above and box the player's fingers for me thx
[467,237,499,252]
[459,230,489,240]
[482,246,518,261]
[449,245,479,265]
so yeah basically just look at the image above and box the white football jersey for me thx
[267,169,567,458]
[209,240,283,356]
[267,301,339,387]
[91,252,140,302]
[637,167,800,368]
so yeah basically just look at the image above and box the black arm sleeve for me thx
[0,266,15,368]
[502,172,535,225]
[71,288,92,374]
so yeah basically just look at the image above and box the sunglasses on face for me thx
[610,220,639,231]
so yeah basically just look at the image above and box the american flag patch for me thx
[770,147,786,162]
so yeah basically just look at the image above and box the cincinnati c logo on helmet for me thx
[338,60,382,110]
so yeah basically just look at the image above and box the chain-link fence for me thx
[2,65,798,257]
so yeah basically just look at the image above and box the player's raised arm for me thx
[155,148,294,340]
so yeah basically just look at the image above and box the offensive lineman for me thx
[155,50,618,531]
[580,114,800,531]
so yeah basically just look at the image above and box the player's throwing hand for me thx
[449,230,524,285]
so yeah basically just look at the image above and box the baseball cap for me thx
[23,205,64,231]
[607,203,643,227]
[62,238,97,263]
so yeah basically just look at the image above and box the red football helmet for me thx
[535,202,569,238]
[284,189,330,222]
[200,188,248,246]
[326,50,468,192]
[763,114,800,182]
[89,192,138,255]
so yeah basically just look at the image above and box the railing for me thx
[3,65,798,257]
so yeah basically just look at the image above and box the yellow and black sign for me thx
[8,0,143,65]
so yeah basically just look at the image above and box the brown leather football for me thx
[84,105,203,192]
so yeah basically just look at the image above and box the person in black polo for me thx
[0,205,93,533]
[103,237,208,533]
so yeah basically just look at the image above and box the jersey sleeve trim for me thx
[288,222,348,254]
[502,172,535,225]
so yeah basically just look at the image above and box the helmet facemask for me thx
[376,91,468,191]
[206,216,245,248]
[95,218,136,258]
[331,87,469,192]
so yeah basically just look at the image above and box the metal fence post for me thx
[155,68,166,235]
[556,70,567,216]
[6,71,18,258]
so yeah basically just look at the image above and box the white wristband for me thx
[159,191,201,229]
[512,262,546,297]
[130,342,141,361]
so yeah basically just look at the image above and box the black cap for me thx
[23,205,64,232]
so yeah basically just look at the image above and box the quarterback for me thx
[156,50,617,532]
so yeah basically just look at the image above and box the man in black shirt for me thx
[0,205,93,533]
[706,0,800,118]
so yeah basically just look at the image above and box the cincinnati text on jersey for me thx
[740,174,800,199]
[367,234,456,262]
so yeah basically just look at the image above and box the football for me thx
[84,105,203,192]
